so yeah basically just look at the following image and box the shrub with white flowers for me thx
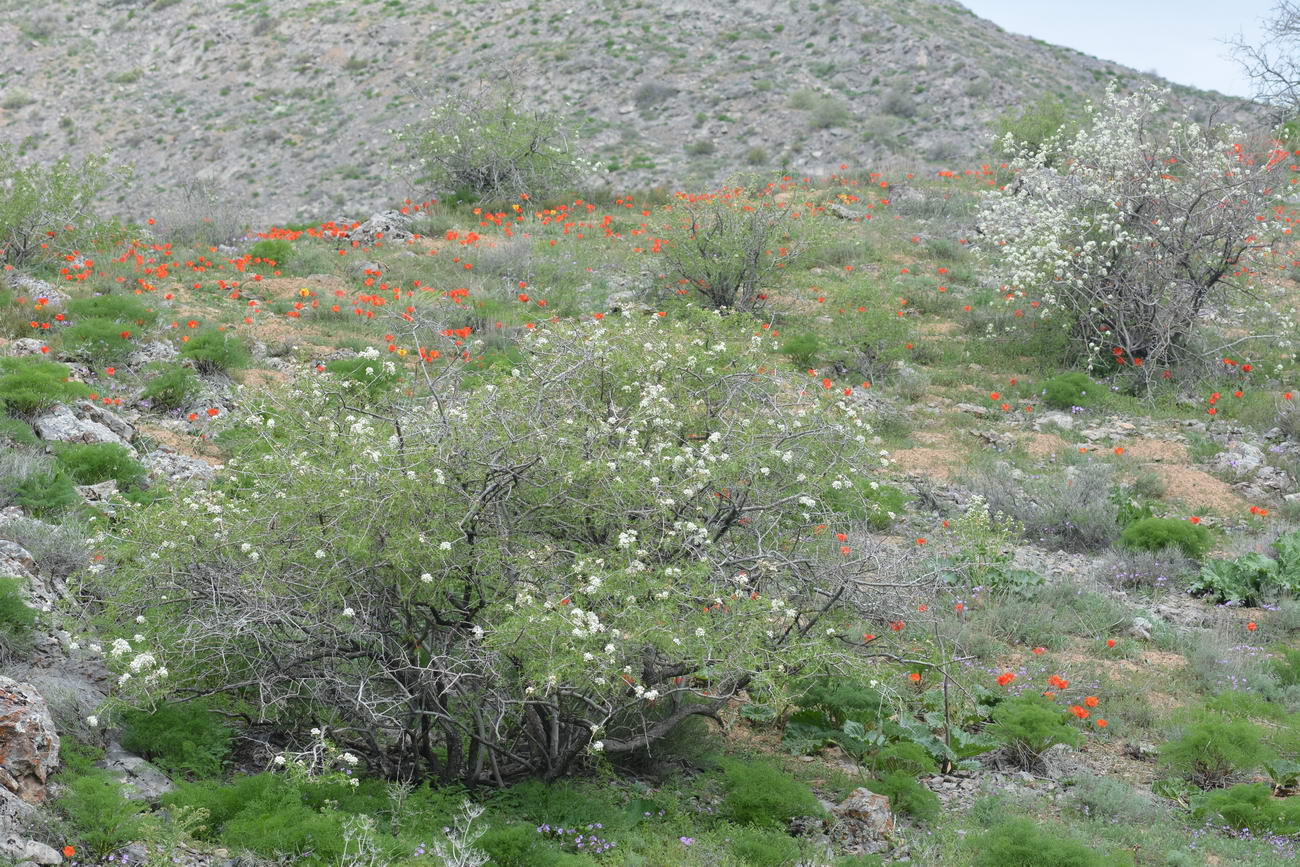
[979,86,1286,379]
[90,311,899,785]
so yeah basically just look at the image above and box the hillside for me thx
[0,0,1259,223]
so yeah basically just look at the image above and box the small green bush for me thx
[0,413,36,446]
[248,238,293,266]
[1191,528,1300,605]
[141,363,202,411]
[967,818,1126,867]
[866,771,940,823]
[54,442,145,489]
[873,740,938,777]
[66,294,156,326]
[58,771,148,859]
[0,357,90,415]
[1065,775,1157,822]
[780,333,821,368]
[63,317,135,363]
[987,696,1081,770]
[1120,517,1211,558]
[1191,782,1300,834]
[119,702,233,779]
[1041,372,1097,410]
[6,468,78,517]
[0,575,36,635]
[1158,715,1274,788]
[728,825,804,866]
[479,824,569,867]
[324,357,402,402]
[720,758,823,828]
[180,329,250,375]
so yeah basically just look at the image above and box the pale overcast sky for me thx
[960,1,1276,97]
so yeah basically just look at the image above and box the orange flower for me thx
[1070,705,1089,719]
[908,672,921,682]
[996,672,1016,687]
[1096,719,1108,728]
[1246,621,1258,631]
[890,620,905,631]
[1084,696,1099,708]
[1106,638,1116,648]
[1189,516,1201,524]
[62,847,75,859]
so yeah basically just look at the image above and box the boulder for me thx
[3,339,48,358]
[346,211,413,246]
[74,480,118,504]
[141,449,217,486]
[0,678,59,804]
[0,834,62,864]
[33,404,131,449]
[830,788,894,855]
[99,741,174,802]
[1211,440,1265,477]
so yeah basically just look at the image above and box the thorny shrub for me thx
[91,313,902,786]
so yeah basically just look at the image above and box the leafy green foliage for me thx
[0,145,126,268]
[0,357,90,415]
[58,771,148,859]
[323,357,402,403]
[1191,783,1300,834]
[63,317,135,363]
[66,293,156,326]
[249,238,293,266]
[119,702,233,779]
[719,758,823,828]
[872,740,938,777]
[179,328,250,375]
[54,442,145,488]
[5,468,78,517]
[728,825,804,866]
[1040,372,1097,410]
[397,83,587,202]
[967,818,1128,867]
[1120,517,1211,558]
[780,332,821,368]
[0,575,36,636]
[1191,529,1300,605]
[141,362,202,411]
[987,696,1081,769]
[0,412,37,446]
[866,771,940,823]
[993,95,1082,166]
[1158,715,1274,788]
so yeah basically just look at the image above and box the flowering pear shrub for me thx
[92,312,895,785]
[979,86,1285,379]
[396,83,589,203]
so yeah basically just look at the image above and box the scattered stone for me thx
[954,402,990,417]
[0,678,60,804]
[829,203,865,220]
[1034,410,1075,431]
[75,479,118,504]
[0,835,62,865]
[127,340,179,366]
[1130,616,1153,641]
[4,339,48,357]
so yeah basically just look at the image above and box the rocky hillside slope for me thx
[0,0,1260,222]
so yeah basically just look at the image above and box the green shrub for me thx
[58,771,148,859]
[966,463,1118,551]
[0,412,36,446]
[0,514,87,578]
[248,238,293,266]
[479,824,567,867]
[1272,647,1300,687]
[141,363,202,411]
[1041,372,1097,410]
[180,329,250,375]
[119,702,233,779]
[967,818,1127,867]
[54,442,145,488]
[866,772,940,823]
[1158,715,1274,788]
[6,468,78,517]
[1065,775,1157,822]
[993,95,1081,166]
[66,294,157,326]
[1191,782,1300,834]
[0,145,126,268]
[720,758,823,828]
[324,357,402,403]
[1120,517,1210,558]
[987,696,1081,770]
[396,83,587,202]
[780,333,821,368]
[0,357,91,415]
[0,575,36,635]
[728,825,804,866]
[873,740,938,777]
[1191,528,1300,605]
[821,475,907,530]
[63,317,135,363]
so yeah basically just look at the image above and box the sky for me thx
[960,0,1276,98]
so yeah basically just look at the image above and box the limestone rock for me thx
[0,678,59,804]
[141,448,217,486]
[33,404,132,448]
[1212,440,1265,477]
[99,741,174,802]
[830,787,894,854]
